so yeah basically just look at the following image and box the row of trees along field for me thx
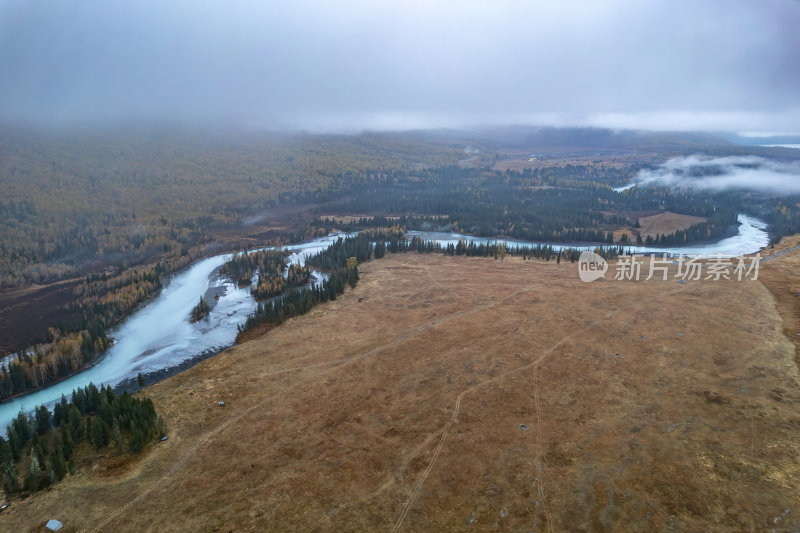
[1,383,165,498]
[432,238,625,261]
[238,266,356,333]
[238,232,394,334]
[315,209,736,250]
[237,230,623,337]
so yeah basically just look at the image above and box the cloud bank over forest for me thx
[0,0,798,133]
[632,155,800,195]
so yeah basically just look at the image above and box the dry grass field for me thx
[492,152,657,172]
[611,211,708,243]
[635,211,707,239]
[2,246,799,532]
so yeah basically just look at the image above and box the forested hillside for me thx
[0,129,462,288]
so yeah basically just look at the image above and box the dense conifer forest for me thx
[1,383,164,498]
[314,165,746,244]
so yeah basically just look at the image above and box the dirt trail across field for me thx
[391,305,625,532]
[92,284,543,532]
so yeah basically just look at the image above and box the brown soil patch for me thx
[0,281,81,354]
[209,202,317,248]
[3,253,799,531]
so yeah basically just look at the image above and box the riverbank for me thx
[112,345,230,397]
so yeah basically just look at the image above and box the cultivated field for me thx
[3,248,800,531]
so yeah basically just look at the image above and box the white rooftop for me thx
[46,519,64,531]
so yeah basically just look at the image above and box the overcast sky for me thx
[0,0,798,134]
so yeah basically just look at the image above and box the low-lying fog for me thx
[622,155,800,195]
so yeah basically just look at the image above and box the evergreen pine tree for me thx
[61,427,74,460]
[48,463,57,485]
[156,415,167,439]
[92,418,108,449]
[12,411,31,444]
[34,440,46,473]
[85,417,93,444]
[6,428,20,462]
[129,424,145,453]
[35,405,51,435]
[1,461,19,498]
[113,419,123,453]
[50,449,66,481]
[24,454,41,492]
[69,405,83,441]
[0,437,10,466]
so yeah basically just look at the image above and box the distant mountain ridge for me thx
[400,126,732,151]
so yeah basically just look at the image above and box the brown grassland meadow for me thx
[2,237,800,532]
